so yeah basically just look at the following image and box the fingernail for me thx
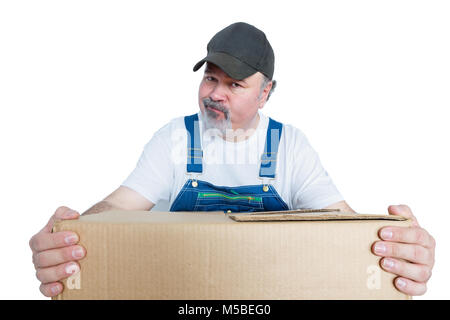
[382,258,395,269]
[65,263,80,275]
[64,210,78,218]
[51,285,61,295]
[381,229,393,240]
[64,234,78,245]
[396,278,406,288]
[374,242,387,254]
[72,247,84,259]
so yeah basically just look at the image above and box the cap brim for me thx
[193,52,257,80]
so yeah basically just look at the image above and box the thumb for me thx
[388,204,420,227]
[41,206,80,233]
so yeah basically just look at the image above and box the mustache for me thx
[203,98,229,117]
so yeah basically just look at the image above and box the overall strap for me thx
[184,113,203,173]
[259,118,283,178]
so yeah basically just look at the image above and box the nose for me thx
[209,82,227,102]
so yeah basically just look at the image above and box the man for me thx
[30,22,435,298]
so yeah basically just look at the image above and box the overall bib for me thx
[169,114,289,213]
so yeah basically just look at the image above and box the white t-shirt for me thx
[122,111,344,211]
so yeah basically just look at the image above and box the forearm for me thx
[82,200,123,216]
[81,186,155,216]
[323,200,356,213]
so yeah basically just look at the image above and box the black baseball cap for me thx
[193,22,275,80]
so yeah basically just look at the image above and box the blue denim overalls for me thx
[169,113,289,213]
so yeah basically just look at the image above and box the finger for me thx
[41,206,80,234]
[380,257,432,283]
[33,245,86,268]
[36,262,80,284]
[373,241,432,265]
[29,231,79,252]
[394,277,427,296]
[388,204,420,227]
[379,226,435,248]
[39,282,63,297]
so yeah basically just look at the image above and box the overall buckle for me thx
[185,171,201,188]
[257,176,275,192]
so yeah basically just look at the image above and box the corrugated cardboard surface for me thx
[53,210,411,300]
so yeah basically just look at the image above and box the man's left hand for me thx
[372,204,435,296]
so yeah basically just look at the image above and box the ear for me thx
[259,81,273,109]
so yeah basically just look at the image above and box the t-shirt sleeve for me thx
[121,126,174,205]
[290,130,344,209]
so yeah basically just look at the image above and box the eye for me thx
[205,76,216,82]
[231,82,241,88]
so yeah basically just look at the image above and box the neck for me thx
[223,112,260,142]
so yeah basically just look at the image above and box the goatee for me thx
[201,98,232,136]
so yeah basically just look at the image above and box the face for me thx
[198,63,272,135]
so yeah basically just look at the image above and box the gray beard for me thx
[201,98,232,136]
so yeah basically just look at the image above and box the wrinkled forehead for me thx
[205,62,263,83]
[204,62,232,77]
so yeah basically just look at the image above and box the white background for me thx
[0,0,448,299]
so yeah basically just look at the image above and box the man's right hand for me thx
[29,206,86,297]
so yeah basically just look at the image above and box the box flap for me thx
[228,209,408,222]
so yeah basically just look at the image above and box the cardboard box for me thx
[52,210,411,300]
